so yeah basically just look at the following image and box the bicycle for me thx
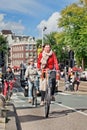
[32,82,37,107]
[27,74,39,107]
[41,70,56,118]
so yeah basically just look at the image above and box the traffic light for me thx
[0,51,5,67]
[69,59,74,68]
[68,50,74,59]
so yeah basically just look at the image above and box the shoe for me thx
[36,90,39,94]
[40,101,44,106]
[28,99,32,103]
[51,96,55,101]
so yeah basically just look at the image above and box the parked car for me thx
[80,71,87,81]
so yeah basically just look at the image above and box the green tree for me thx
[36,39,42,48]
[0,35,8,52]
[44,32,57,46]
[0,35,8,66]
[43,32,61,59]
[58,3,87,70]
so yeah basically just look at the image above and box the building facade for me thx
[11,36,37,67]
[1,30,37,68]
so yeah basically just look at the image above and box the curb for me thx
[5,102,21,130]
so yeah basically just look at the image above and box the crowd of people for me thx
[0,43,81,107]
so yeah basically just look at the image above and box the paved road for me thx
[9,91,87,130]
[5,76,87,130]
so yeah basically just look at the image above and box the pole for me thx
[42,29,44,47]
[42,26,47,47]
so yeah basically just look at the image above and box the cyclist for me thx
[3,66,15,96]
[37,44,59,106]
[25,59,39,103]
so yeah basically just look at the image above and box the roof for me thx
[1,30,12,35]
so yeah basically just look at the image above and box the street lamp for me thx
[42,26,47,46]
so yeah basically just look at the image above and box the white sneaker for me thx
[40,101,44,106]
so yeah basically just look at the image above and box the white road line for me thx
[13,100,25,103]
[55,103,87,116]
[58,92,71,95]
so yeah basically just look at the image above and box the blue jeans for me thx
[28,77,39,99]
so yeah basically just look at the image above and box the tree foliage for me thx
[0,35,8,53]
[57,3,87,69]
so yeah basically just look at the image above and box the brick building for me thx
[1,30,37,68]
[11,36,37,68]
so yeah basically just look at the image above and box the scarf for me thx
[41,50,53,69]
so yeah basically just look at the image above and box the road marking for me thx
[58,92,71,95]
[55,103,87,116]
[13,100,26,103]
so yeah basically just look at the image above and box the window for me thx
[25,45,29,50]
[25,52,29,58]
[29,52,33,58]
[33,45,36,50]
[29,44,33,50]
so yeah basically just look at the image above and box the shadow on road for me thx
[50,107,87,118]
[6,103,22,130]
[18,114,45,123]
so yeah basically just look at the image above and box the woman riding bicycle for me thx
[37,44,60,106]
[3,66,15,96]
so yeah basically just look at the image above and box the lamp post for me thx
[42,26,47,46]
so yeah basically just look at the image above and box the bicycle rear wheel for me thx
[32,86,37,107]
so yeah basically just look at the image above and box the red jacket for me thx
[37,52,59,70]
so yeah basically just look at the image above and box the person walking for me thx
[73,71,80,91]
[37,44,59,106]
[25,59,39,103]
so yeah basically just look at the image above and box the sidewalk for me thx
[0,103,21,130]
[58,79,87,95]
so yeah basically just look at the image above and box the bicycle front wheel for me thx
[45,87,51,118]
[45,101,50,118]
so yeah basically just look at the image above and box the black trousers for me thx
[41,71,56,101]
[41,91,45,101]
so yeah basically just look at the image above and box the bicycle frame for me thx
[42,70,52,118]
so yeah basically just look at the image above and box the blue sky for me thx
[0,0,78,38]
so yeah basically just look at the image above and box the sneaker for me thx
[51,96,55,101]
[40,101,44,106]
[36,90,39,94]
[28,99,32,103]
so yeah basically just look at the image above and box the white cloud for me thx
[0,14,25,35]
[37,12,61,37]
[0,0,51,17]
[0,14,5,21]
